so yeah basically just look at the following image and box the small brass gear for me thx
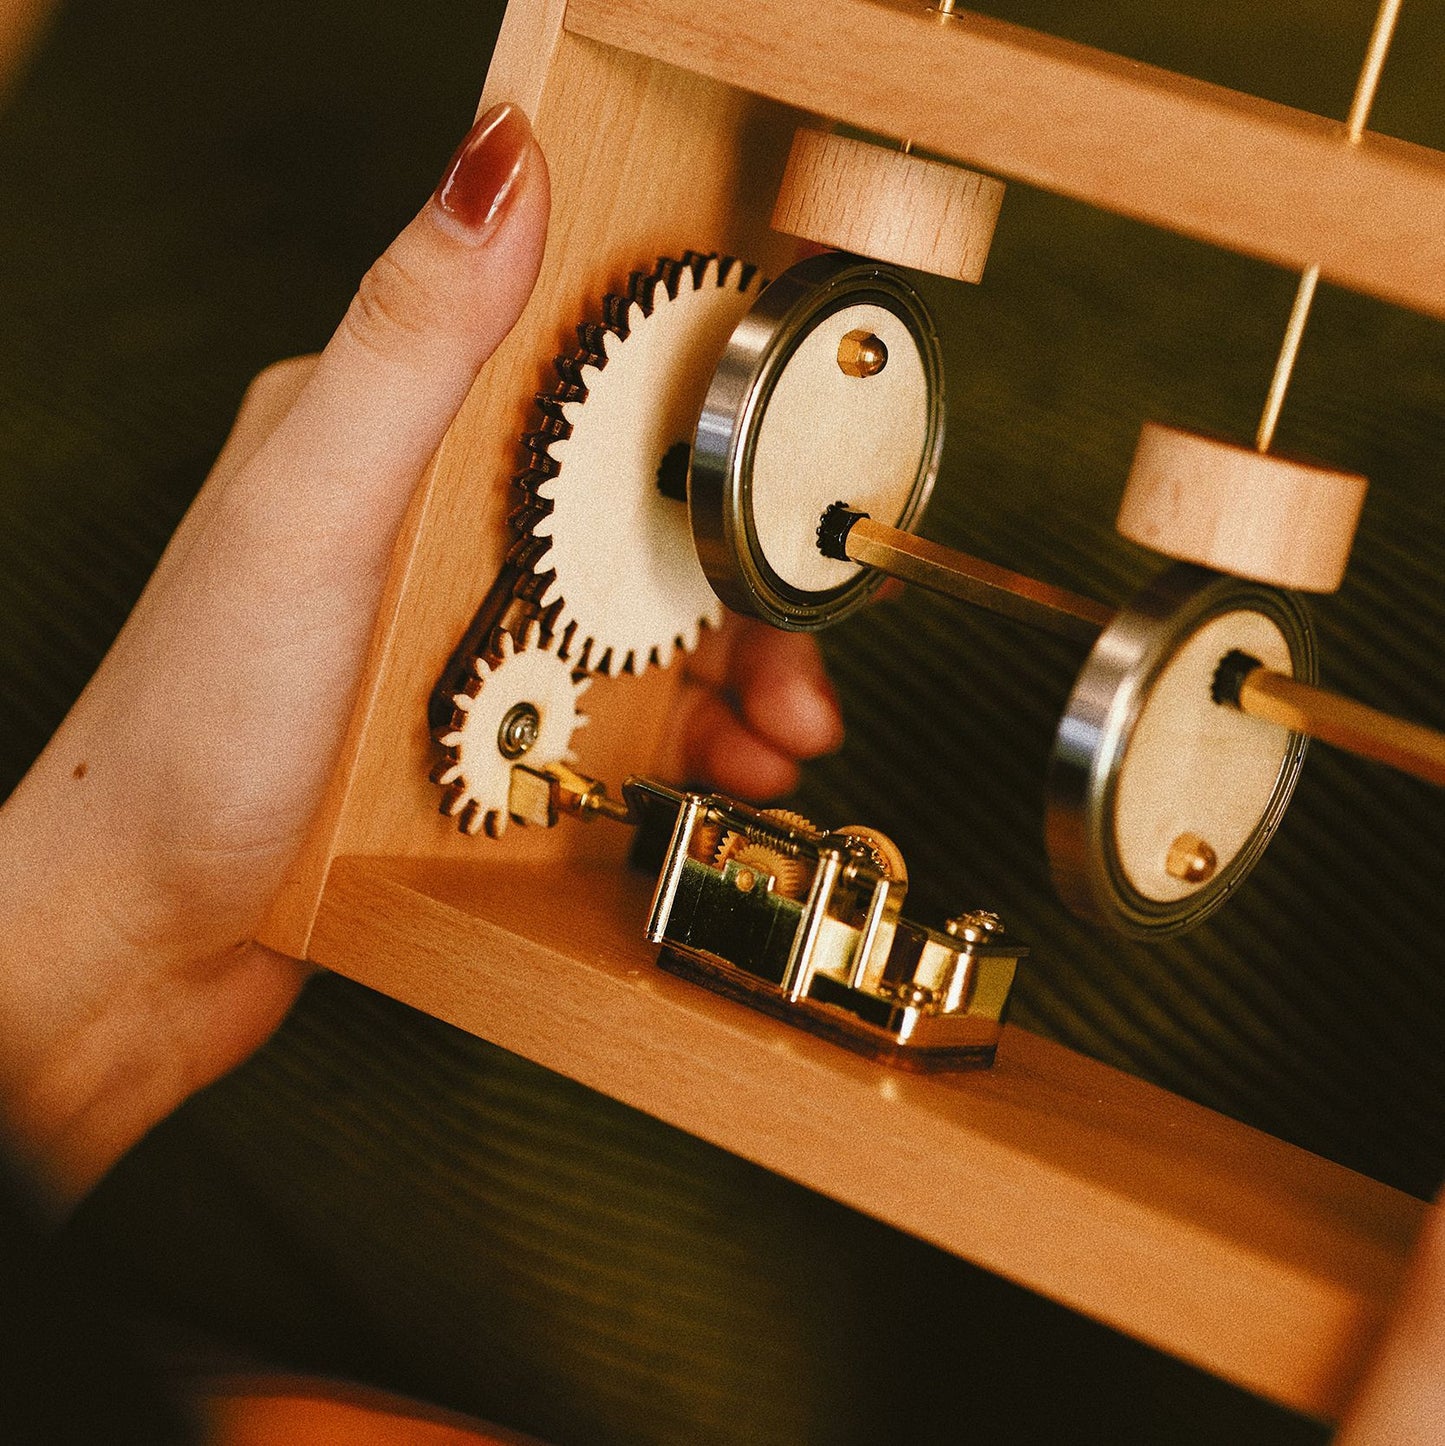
[714,807,820,901]
[431,621,589,838]
[834,824,909,886]
[509,252,763,675]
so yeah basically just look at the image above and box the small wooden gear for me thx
[432,622,590,837]
[1046,564,1316,938]
[771,128,1005,282]
[690,252,945,630]
[1117,423,1368,592]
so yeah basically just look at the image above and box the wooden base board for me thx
[309,854,1423,1424]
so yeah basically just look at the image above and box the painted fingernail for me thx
[433,103,532,236]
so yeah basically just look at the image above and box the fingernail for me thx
[433,103,532,237]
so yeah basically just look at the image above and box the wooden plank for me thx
[257,27,805,957]
[565,0,1445,321]
[311,853,1425,1423]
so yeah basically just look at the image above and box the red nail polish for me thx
[433,103,533,235]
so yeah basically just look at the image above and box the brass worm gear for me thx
[432,622,589,838]
[510,252,763,675]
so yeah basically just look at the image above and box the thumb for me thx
[235,101,550,566]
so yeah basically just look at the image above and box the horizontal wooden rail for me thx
[312,854,1424,1422]
[565,0,1445,320]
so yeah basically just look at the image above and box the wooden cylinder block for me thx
[1117,423,1368,592]
[771,128,1004,282]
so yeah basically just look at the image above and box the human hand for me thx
[0,102,550,1203]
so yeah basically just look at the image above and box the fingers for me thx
[729,625,844,759]
[679,692,802,801]
[206,355,320,487]
[42,102,552,918]
[679,618,844,800]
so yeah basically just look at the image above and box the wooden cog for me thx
[508,252,762,675]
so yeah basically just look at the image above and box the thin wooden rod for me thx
[1238,666,1445,788]
[1256,265,1319,453]
[1255,0,1403,452]
[830,513,1445,788]
[1346,0,1404,142]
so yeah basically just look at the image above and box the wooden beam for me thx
[565,0,1445,321]
[311,855,1425,1423]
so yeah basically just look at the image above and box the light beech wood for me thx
[1113,610,1293,904]
[310,854,1424,1424]
[771,128,1003,281]
[258,34,802,958]
[1118,424,1368,591]
[566,0,1445,322]
[255,0,1439,1410]
[1240,668,1445,789]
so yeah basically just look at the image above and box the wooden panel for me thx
[566,0,1445,321]
[311,854,1425,1424]
[259,30,804,957]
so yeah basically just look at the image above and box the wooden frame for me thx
[257,0,1436,1422]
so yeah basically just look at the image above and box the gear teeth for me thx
[508,497,553,534]
[628,270,659,317]
[532,396,572,429]
[555,353,590,390]
[654,256,686,300]
[507,251,757,684]
[679,251,711,288]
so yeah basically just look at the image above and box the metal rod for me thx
[1254,0,1403,453]
[842,515,1112,645]
[1345,0,1404,141]
[831,511,1445,789]
[1255,265,1319,453]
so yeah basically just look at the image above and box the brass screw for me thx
[945,909,1003,944]
[734,867,757,894]
[1166,833,1218,884]
[837,330,888,378]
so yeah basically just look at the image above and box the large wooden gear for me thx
[511,253,759,673]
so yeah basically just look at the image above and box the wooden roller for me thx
[771,127,1004,282]
[1117,423,1368,592]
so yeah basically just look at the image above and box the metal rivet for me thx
[837,329,888,378]
[734,867,757,893]
[497,702,541,760]
[1166,832,1218,884]
[945,909,1004,944]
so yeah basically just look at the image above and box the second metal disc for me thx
[1046,564,1316,938]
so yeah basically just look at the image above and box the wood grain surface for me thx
[566,0,1445,321]
[310,853,1425,1425]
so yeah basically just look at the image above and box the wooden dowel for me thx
[1237,667,1445,789]
[838,514,1111,645]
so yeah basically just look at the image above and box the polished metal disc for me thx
[689,253,944,631]
[1046,564,1316,938]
